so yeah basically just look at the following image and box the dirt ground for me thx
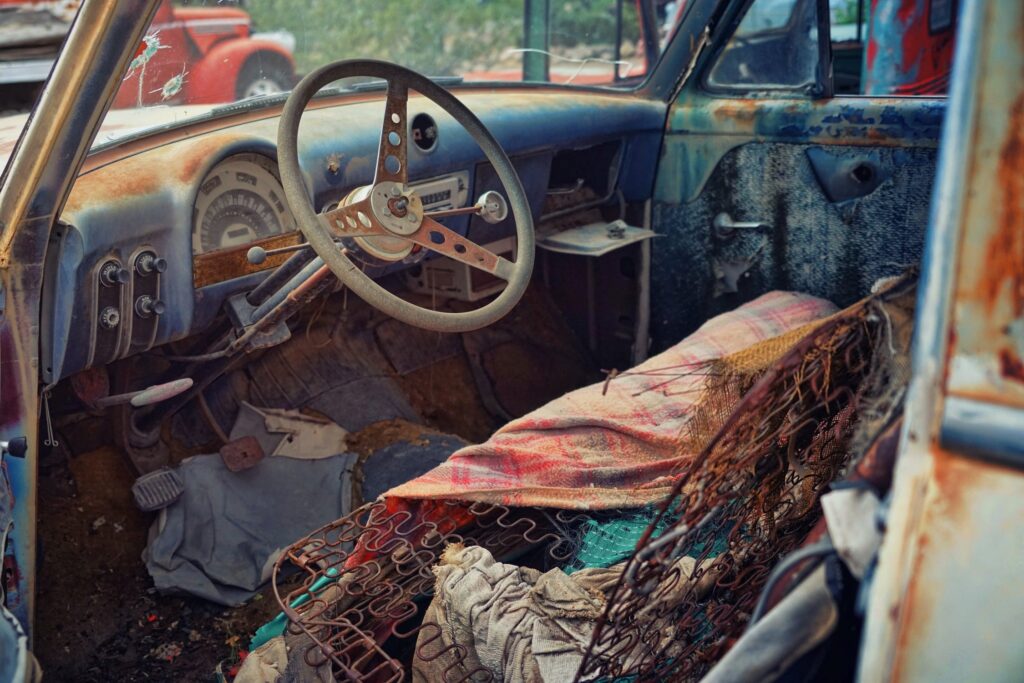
[34,420,449,682]
[35,447,282,682]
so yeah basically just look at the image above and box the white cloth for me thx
[821,487,883,579]
[414,544,695,683]
[414,544,614,683]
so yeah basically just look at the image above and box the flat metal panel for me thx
[944,0,1024,410]
[889,450,1024,683]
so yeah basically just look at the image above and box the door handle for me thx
[713,212,770,238]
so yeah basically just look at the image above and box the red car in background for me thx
[114,0,295,107]
[0,0,295,108]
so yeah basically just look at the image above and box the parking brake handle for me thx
[93,378,194,409]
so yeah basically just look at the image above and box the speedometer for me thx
[192,153,295,254]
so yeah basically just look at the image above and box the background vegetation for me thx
[245,0,643,79]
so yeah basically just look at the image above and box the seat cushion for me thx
[387,291,837,509]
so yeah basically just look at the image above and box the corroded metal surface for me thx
[0,0,162,635]
[650,142,935,348]
[888,449,1024,682]
[657,97,944,205]
[374,83,408,186]
[43,88,663,384]
[945,17,1024,408]
[860,2,1024,680]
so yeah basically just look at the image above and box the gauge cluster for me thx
[193,153,295,255]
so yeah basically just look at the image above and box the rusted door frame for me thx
[0,0,160,636]
[859,1,1024,680]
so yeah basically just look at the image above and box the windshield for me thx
[95,0,670,146]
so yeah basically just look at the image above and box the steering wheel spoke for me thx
[279,60,534,332]
[318,198,390,239]
[412,216,514,280]
[374,81,408,186]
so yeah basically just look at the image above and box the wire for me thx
[158,329,234,363]
[161,347,231,363]
[747,538,836,627]
[196,388,229,444]
[507,48,634,84]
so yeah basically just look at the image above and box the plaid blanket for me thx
[387,291,837,510]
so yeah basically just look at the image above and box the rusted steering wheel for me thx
[278,60,534,332]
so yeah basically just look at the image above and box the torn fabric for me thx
[229,402,349,460]
[234,633,334,683]
[821,487,883,579]
[144,451,357,605]
[389,291,838,509]
[413,544,694,683]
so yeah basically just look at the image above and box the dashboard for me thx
[41,89,665,384]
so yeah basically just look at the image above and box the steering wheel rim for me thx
[278,59,535,333]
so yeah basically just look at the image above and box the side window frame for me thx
[699,0,834,98]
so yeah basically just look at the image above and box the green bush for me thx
[246,0,643,78]
[247,0,525,76]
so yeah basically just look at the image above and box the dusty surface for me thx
[35,447,282,682]
[397,354,498,443]
[345,418,443,456]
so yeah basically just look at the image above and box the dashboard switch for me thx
[135,251,167,276]
[99,260,130,287]
[99,306,121,329]
[134,295,165,318]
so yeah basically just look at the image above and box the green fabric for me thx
[565,506,670,574]
[249,567,339,651]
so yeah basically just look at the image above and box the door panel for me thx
[649,95,944,348]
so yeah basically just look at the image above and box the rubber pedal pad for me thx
[131,467,185,512]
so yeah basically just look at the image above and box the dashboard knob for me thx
[135,251,167,276]
[99,260,129,287]
[134,295,165,318]
[247,246,268,265]
[99,306,121,329]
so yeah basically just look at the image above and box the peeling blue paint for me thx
[658,94,945,203]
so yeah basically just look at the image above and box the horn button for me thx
[370,180,423,236]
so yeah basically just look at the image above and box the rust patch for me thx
[893,449,966,679]
[65,132,248,215]
[982,93,1024,313]
[79,87,636,174]
[929,449,979,518]
[192,230,302,288]
[892,448,1020,680]
[176,134,240,183]
[998,347,1024,383]
[64,160,163,214]
[851,415,902,492]
[866,126,889,141]
[711,99,758,124]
